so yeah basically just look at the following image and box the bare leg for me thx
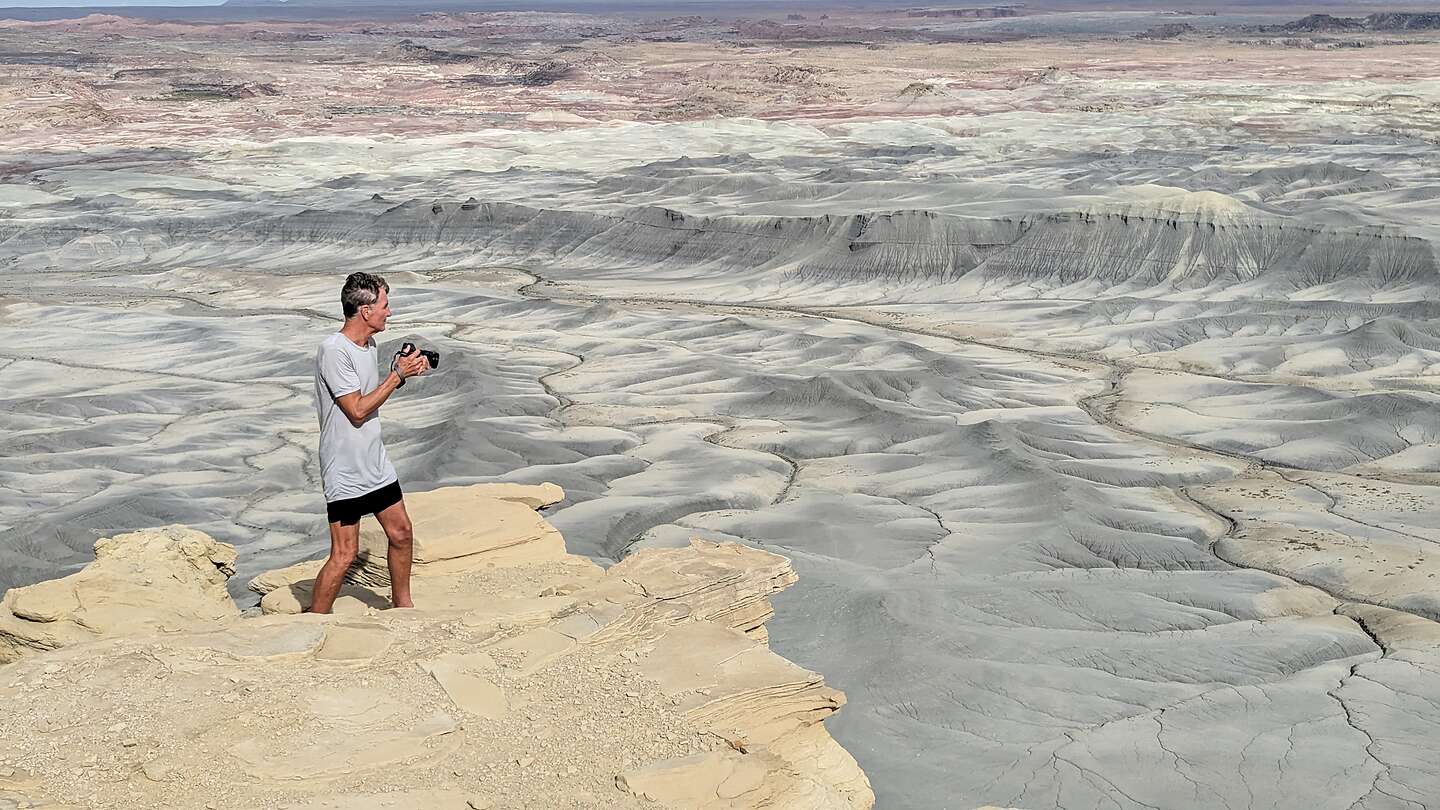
[374,497,415,609]
[307,520,360,614]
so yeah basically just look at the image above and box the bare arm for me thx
[334,370,405,426]
[333,352,428,426]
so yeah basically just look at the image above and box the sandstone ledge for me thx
[0,526,238,665]
[0,483,874,810]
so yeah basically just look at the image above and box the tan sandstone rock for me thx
[462,481,566,510]
[0,484,873,810]
[249,482,576,614]
[0,525,238,663]
[602,538,799,643]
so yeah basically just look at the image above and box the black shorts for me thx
[326,480,403,526]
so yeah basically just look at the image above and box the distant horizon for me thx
[0,0,225,6]
[0,0,1417,20]
[0,0,960,16]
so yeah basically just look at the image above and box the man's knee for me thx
[388,521,414,553]
[329,543,359,568]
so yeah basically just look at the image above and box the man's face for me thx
[362,288,391,332]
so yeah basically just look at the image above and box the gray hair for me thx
[341,272,389,318]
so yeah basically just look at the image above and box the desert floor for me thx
[3,6,1440,808]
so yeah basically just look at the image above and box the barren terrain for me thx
[3,4,1440,808]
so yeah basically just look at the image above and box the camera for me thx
[394,342,439,387]
[399,341,440,370]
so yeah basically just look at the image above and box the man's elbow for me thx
[339,403,369,426]
[333,393,371,426]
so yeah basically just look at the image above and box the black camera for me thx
[394,342,439,387]
[399,341,439,370]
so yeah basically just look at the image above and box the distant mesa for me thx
[249,31,327,42]
[1280,13,1362,33]
[733,18,918,44]
[386,37,478,64]
[1015,65,1077,86]
[759,63,829,86]
[1134,22,1195,39]
[865,143,962,158]
[226,196,1440,296]
[170,79,280,101]
[1365,12,1440,30]
[1106,186,1259,219]
[1239,161,1395,201]
[898,81,943,98]
[112,67,191,80]
[458,59,579,88]
[522,61,579,87]
[635,153,757,173]
[112,67,281,100]
[1274,12,1440,33]
[1175,161,1397,203]
[904,6,1023,19]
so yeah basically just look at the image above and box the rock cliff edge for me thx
[0,484,874,810]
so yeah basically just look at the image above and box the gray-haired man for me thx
[308,272,429,613]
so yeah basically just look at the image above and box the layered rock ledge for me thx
[0,484,874,810]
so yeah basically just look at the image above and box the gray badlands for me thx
[3,4,1440,809]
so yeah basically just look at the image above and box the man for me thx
[308,272,429,613]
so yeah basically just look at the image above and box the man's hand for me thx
[396,352,429,381]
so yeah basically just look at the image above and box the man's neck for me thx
[339,319,374,347]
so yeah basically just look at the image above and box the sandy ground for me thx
[4,7,1440,809]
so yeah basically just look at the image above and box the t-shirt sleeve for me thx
[319,343,362,399]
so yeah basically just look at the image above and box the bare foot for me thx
[391,600,415,609]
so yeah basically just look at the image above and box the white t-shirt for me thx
[314,332,398,502]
